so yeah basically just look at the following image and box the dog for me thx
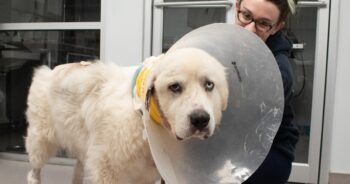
[25,48,229,184]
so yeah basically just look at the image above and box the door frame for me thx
[145,0,331,183]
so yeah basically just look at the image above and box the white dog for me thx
[25,48,229,184]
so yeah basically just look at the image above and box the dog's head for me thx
[145,48,229,141]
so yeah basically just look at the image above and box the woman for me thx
[234,0,300,183]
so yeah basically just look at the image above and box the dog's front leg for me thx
[72,160,84,184]
[87,157,119,184]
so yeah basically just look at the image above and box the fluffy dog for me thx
[25,48,229,184]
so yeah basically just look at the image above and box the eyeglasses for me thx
[236,10,275,32]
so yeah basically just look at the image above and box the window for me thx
[0,0,101,156]
[0,0,100,23]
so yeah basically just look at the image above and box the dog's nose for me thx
[190,110,210,130]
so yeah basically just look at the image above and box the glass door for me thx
[287,1,329,183]
[152,0,235,55]
[150,0,330,183]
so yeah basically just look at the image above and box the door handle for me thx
[154,1,233,8]
[297,1,327,8]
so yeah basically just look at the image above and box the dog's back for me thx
[26,63,111,160]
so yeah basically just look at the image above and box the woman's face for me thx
[235,0,285,41]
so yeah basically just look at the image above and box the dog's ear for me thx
[144,54,164,110]
[133,55,163,112]
[133,74,157,116]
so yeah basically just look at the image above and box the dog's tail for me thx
[26,66,53,126]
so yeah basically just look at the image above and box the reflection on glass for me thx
[163,7,226,52]
[0,30,100,154]
[286,7,318,163]
[0,0,101,23]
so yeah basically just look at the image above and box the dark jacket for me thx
[266,31,300,161]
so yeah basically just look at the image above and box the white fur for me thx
[25,48,228,184]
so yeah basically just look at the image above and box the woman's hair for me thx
[237,0,297,22]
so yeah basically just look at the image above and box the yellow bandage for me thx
[135,62,162,124]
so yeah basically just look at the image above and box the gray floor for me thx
[0,156,163,184]
[0,158,76,184]
[0,157,302,184]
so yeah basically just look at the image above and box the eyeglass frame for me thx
[236,9,277,33]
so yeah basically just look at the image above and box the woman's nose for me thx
[244,22,257,33]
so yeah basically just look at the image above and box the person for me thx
[234,0,300,183]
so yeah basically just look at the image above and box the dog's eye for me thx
[205,80,214,91]
[168,83,182,93]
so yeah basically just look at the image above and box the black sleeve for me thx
[273,53,300,161]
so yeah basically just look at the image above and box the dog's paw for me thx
[27,177,40,184]
[217,160,250,184]
[27,170,40,184]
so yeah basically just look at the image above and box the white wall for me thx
[102,0,144,66]
[329,0,350,174]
